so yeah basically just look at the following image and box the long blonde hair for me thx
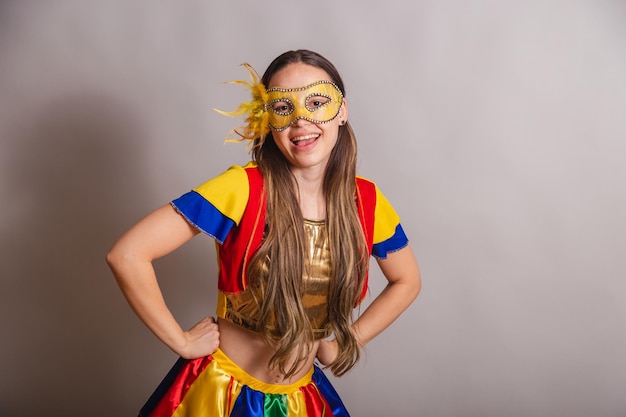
[247,50,368,377]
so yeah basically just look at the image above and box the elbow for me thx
[105,245,121,270]
[105,248,123,288]
[411,273,422,302]
[105,246,141,290]
[105,244,134,277]
[408,268,422,302]
[105,248,123,283]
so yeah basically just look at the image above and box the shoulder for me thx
[171,162,260,241]
[193,162,258,198]
[355,175,376,202]
[356,176,407,256]
[355,175,394,215]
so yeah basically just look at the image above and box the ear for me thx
[339,98,349,123]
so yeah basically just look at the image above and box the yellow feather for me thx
[213,63,270,149]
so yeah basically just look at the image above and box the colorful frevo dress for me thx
[138,163,409,417]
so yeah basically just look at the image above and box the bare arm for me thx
[317,245,421,365]
[106,204,219,359]
[352,244,421,345]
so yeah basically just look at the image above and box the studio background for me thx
[1,1,625,416]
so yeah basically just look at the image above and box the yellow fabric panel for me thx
[373,185,401,244]
[170,348,314,416]
[212,348,314,394]
[192,162,256,226]
[171,355,239,417]
[287,389,309,417]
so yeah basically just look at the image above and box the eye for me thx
[271,100,293,115]
[306,95,330,110]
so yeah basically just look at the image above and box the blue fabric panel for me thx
[312,366,351,417]
[230,385,265,417]
[372,224,409,259]
[171,191,236,244]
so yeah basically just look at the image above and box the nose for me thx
[293,117,312,127]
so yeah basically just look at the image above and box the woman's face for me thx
[267,62,348,176]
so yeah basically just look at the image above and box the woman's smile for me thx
[290,132,320,147]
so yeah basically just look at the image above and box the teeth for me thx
[291,134,319,142]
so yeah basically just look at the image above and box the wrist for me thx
[163,329,189,357]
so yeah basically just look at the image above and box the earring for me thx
[340,120,346,126]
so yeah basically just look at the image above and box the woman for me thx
[107,49,421,417]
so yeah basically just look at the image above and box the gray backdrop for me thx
[1,1,625,416]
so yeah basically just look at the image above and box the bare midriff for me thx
[218,318,321,385]
[216,219,330,385]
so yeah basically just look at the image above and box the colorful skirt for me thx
[138,348,350,417]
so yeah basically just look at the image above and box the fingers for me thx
[191,316,219,331]
[180,316,221,359]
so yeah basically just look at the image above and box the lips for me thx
[290,133,319,146]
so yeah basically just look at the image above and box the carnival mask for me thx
[266,81,344,131]
[215,64,345,148]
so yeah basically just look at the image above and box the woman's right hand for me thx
[179,316,220,359]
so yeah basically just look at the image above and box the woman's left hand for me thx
[315,338,339,367]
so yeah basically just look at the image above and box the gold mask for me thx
[266,81,344,131]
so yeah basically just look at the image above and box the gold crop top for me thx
[221,219,332,339]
